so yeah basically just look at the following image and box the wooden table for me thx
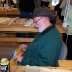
[9,49,72,72]
[0,21,65,33]
[9,62,72,72]
[10,66,72,72]
[0,24,37,43]
[10,49,72,72]
[0,20,65,43]
[0,19,65,33]
[0,24,37,32]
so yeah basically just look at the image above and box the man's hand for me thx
[13,55,23,62]
[19,44,28,52]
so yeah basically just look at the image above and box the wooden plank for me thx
[56,20,66,33]
[0,17,65,33]
[0,24,38,32]
[56,24,65,33]
[7,8,20,15]
[0,24,65,33]
[0,38,34,42]
[0,22,65,33]
[58,60,72,67]
[10,65,72,72]
[0,10,7,14]
[10,49,72,72]
[0,8,19,15]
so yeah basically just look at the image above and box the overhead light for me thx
[52,0,60,6]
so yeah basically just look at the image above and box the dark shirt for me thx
[19,0,35,12]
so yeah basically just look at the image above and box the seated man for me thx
[18,0,35,18]
[13,7,63,66]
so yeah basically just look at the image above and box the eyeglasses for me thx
[34,17,43,24]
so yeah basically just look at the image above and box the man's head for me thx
[33,7,56,32]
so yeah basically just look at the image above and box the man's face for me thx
[33,17,46,32]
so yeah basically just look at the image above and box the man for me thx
[14,7,62,66]
[62,0,72,59]
[16,0,35,38]
[59,0,67,22]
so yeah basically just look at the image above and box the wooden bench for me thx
[58,60,72,67]
[10,48,72,67]
[0,8,19,15]
[9,48,72,72]
[0,20,65,43]
[10,66,72,72]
